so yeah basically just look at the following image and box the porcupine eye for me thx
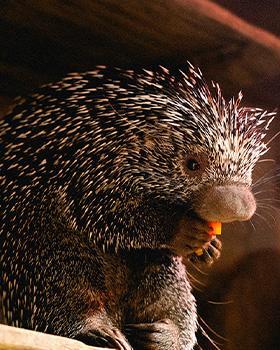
[184,154,208,176]
[186,158,200,171]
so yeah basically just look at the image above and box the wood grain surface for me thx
[0,324,109,350]
[1,0,280,108]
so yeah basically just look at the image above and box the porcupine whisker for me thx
[187,279,205,293]
[207,300,233,305]
[194,342,203,350]
[253,189,277,196]
[186,270,206,288]
[189,261,209,276]
[198,321,223,350]
[261,210,279,224]
[257,199,280,207]
[253,185,278,196]
[198,315,228,342]
[189,283,204,293]
[256,196,280,206]
[255,171,280,184]
[266,129,280,146]
[257,203,279,218]
[252,171,280,189]
[257,211,276,228]
[257,158,276,163]
[257,199,280,209]
[249,218,257,232]
[254,210,274,228]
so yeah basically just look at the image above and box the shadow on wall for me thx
[195,248,280,349]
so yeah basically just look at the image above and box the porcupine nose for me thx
[195,185,256,223]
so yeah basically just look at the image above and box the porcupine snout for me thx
[195,185,256,223]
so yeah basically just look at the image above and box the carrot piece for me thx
[208,221,222,235]
[195,221,222,256]
[195,248,204,256]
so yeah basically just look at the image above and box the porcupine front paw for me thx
[189,237,222,265]
[125,319,180,350]
[170,216,222,265]
[76,326,132,350]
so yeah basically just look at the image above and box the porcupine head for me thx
[58,63,274,258]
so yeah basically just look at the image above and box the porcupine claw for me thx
[125,319,180,350]
[76,326,132,350]
[190,237,222,265]
[169,216,222,266]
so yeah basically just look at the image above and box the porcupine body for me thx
[0,64,274,349]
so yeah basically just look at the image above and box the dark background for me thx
[1,1,280,349]
[216,0,280,35]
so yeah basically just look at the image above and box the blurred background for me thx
[1,1,280,349]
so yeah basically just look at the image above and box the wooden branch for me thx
[0,324,110,350]
[1,0,280,107]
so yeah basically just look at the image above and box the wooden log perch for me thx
[1,0,280,109]
[0,324,110,350]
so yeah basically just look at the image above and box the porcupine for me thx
[0,64,274,350]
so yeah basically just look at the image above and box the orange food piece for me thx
[208,221,222,235]
[195,221,222,256]
[195,248,204,256]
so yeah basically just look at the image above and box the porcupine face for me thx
[110,65,275,226]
